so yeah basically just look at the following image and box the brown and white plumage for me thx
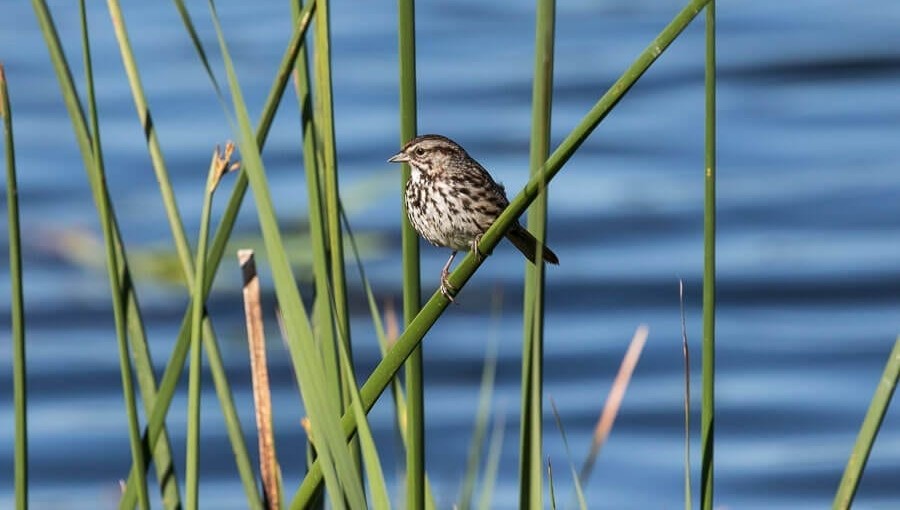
[388,134,558,299]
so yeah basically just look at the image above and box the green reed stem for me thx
[118,5,315,507]
[290,0,334,425]
[1,64,28,510]
[701,3,716,509]
[313,0,354,412]
[79,1,149,507]
[834,336,900,508]
[106,0,193,283]
[520,0,555,506]
[291,2,713,504]
[185,153,221,510]
[397,0,425,507]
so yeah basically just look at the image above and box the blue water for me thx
[2,1,900,508]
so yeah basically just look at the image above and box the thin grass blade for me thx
[834,337,900,508]
[1,63,29,510]
[579,325,648,484]
[79,1,149,506]
[459,292,502,510]
[549,399,587,510]
[680,280,693,510]
[476,412,505,510]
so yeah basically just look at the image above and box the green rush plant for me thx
[1,63,28,510]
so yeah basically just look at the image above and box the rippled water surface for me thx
[1,1,899,508]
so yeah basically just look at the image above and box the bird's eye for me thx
[414,147,426,157]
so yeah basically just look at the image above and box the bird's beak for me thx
[387,151,409,163]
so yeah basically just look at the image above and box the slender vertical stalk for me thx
[834,337,900,508]
[289,0,333,401]
[1,64,28,510]
[79,2,149,507]
[185,149,224,510]
[679,280,693,510]
[397,0,424,507]
[239,249,280,510]
[313,0,353,400]
[520,0,555,507]
[700,3,717,510]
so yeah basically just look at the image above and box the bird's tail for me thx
[505,224,559,265]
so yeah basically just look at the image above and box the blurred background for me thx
[2,0,899,508]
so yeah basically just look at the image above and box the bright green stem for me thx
[79,1,149,506]
[185,157,219,510]
[1,64,28,510]
[290,1,713,504]
[520,0,555,507]
[313,0,353,402]
[397,0,424,508]
[701,3,716,509]
[834,337,900,508]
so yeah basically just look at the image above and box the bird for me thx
[388,134,558,301]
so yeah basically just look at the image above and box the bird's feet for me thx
[470,234,485,262]
[440,266,457,303]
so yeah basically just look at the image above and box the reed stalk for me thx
[701,3,717,509]
[79,1,149,506]
[1,63,28,510]
[396,0,425,507]
[834,337,900,508]
[185,148,226,510]
[520,0,555,506]
[238,250,281,510]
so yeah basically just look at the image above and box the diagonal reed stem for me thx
[834,337,900,508]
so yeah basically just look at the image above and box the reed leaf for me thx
[1,63,29,510]
[185,148,230,509]
[79,1,149,506]
[477,412,505,510]
[549,399,587,510]
[458,300,501,510]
